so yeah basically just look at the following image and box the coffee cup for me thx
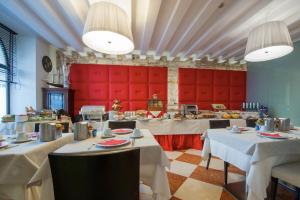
[260,125,267,132]
[103,128,112,136]
[231,125,240,132]
[16,132,28,142]
[132,128,142,137]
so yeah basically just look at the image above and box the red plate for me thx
[96,139,130,147]
[111,128,133,134]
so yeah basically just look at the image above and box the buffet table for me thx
[202,128,300,200]
[136,118,246,150]
[0,133,74,200]
[54,129,171,200]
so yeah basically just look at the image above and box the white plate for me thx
[111,128,133,134]
[130,134,144,139]
[0,141,8,148]
[100,134,115,139]
[12,139,32,143]
[96,139,130,147]
[229,130,241,134]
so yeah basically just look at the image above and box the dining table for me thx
[202,127,300,200]
[53,129,171,200]
[0,133,74,200]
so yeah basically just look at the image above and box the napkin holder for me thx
[39,123,60,142]
[74,122,90,140]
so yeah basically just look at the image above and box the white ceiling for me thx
[1,0,300,63]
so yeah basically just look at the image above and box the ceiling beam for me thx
[151,0,193,55]
[193,0,271,59]
[224,46,245,59]
[54,0,88,37]
[200,0,300,59]
[133,0,162,54]
[0,0,66,48]
[168,0,223,57]
[23,0,83,51]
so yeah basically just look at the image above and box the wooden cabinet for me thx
[42,88,74,117]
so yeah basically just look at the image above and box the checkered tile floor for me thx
[165,149,243,200]
[141,149,294,200]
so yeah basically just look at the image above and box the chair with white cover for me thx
[206,120,230,185]
[270,161,300,200]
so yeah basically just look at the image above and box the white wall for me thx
[10,36,54,114]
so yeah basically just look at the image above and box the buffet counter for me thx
[136,118,246,151]
[136,118,246,135]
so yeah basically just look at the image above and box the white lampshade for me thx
[82,2,134,55]
[245,21,293,62]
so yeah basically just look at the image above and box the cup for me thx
[16,132,28,142]
[103,128,112,137]
[260,125,267,132]
[132,128,142,137]
[232,125,239,132]
[0,134,3,140]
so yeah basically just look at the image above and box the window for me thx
[0,23,16,117]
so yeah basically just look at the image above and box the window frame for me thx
[0,37,10,114]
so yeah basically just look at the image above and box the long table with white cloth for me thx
[54,129,171,200]
[0,133,74,200]
[202,128,300,200]
[135,118,246,135]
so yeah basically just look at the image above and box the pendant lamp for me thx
[82,2,134,55]
[245,21,293,62]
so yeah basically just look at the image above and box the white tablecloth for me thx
[54,129,171,200]
[202,128,300,200]
[135,119,246,135]
[0,133,74,200]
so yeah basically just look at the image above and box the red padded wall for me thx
[70,64,167,114]
[179,68,246,110]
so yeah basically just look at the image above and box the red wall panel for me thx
[109,66,129,83]
[229,102,242,110]
[213,86,229,102]
[149,67,167,83]
[196,69,213,85]
[213,70,229,86]
[89,83,108,100]
[72,82,89,100]
[129,67,148,83]
[179,68,196,84]
[197,102,213,110]
[230,86,245,102]
[109,83,129,100]
[230,71,246,86]
[70,64,89,83]
[70,64,167,114]
[179,68,246,110]
[88,65,109,82]
[148,83,167,101]
[129,101,148,111]
[196,86,212,101]
[179,85,196,102]
[129,84,148,100]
